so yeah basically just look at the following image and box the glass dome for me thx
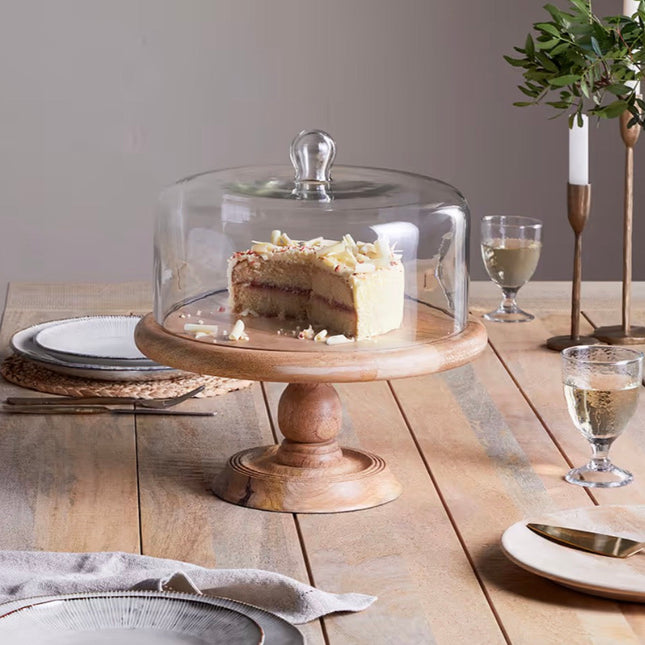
[154,130,470,354]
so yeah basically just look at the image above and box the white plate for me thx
[0,591,264,644]
[35,316,148,362]
[501,504,645,602]
[11,319,187,382]
[201,593,303,645]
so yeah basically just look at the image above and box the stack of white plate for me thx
[11,316,184,382]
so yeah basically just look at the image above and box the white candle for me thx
[623,0,639,15]
[626,78,641,94]
[624,1,642,95]
[569,116,588,185]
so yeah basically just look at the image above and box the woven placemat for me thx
[0,355,254,398]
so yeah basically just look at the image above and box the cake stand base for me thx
[212,444,402,513]
[546,335,601,351]
[212,381,402,513]
[592,325,645,345]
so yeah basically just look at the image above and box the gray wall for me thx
[0,0,642,312]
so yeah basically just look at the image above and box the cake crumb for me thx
[298,325,315,340]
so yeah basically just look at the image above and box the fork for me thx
[5,384,206,409]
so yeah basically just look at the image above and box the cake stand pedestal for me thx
[135,313,487,513]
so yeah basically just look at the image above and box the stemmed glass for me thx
[562,345,643,488]
[481,216,542,322]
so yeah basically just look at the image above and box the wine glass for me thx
[562,345,643,488]
[481,216,542,322]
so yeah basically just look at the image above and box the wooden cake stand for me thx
[135,300,487,513]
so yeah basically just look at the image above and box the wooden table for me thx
[1,281,645,644]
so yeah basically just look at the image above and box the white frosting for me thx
[242,230,402,276]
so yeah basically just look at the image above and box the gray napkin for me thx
[0,551,376,624]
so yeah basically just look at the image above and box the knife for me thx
[2,405,216,417]
[527,523,645,558]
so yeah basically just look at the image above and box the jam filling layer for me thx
[239,282,355,313]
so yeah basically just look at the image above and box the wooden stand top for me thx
[136,312,487,383]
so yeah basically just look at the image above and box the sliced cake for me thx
[227,231,404,339]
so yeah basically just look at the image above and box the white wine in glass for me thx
[562,345,643,488]
[481,216,542,322]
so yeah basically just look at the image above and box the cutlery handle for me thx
[3,405,107,414]
[2,405,216,417]
[6,396,138,406]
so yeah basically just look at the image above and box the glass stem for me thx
[500,288,519,313]
[589,439,614,471]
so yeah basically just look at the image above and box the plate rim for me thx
[501,504,645,602]
[0,590,302,644]
[34,315,149,362]
[0,589,265,644]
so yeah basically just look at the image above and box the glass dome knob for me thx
[290,130,336,183]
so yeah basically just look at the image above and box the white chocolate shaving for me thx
[245,231,401,275]
[229,319,249,341]
[184,323,219,335]
[314,329,328,343]
[326,334,354,345]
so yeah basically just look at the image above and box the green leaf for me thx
[518,85,540,97]
[549,74,580,87]
[536,22,562,37]
[590,36,602,56]
[513,101,536,107]
[598,100,629,118]
[536,52,559,72]
[503,55,529,68]
[544,4,564,23]
[537,38,561,50]
[550,42,570,56]
[525,33,535,58]
[606,83,634,96]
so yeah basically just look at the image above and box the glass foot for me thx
[483,308,534,323]
[565,462,633,488]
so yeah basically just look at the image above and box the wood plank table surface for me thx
[1,281,645,644]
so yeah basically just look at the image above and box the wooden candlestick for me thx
[594,108,645,344]
[546,183,600,351]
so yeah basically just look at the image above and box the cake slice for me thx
[227,231,404,339]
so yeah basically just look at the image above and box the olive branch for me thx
[505,0,645,127]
